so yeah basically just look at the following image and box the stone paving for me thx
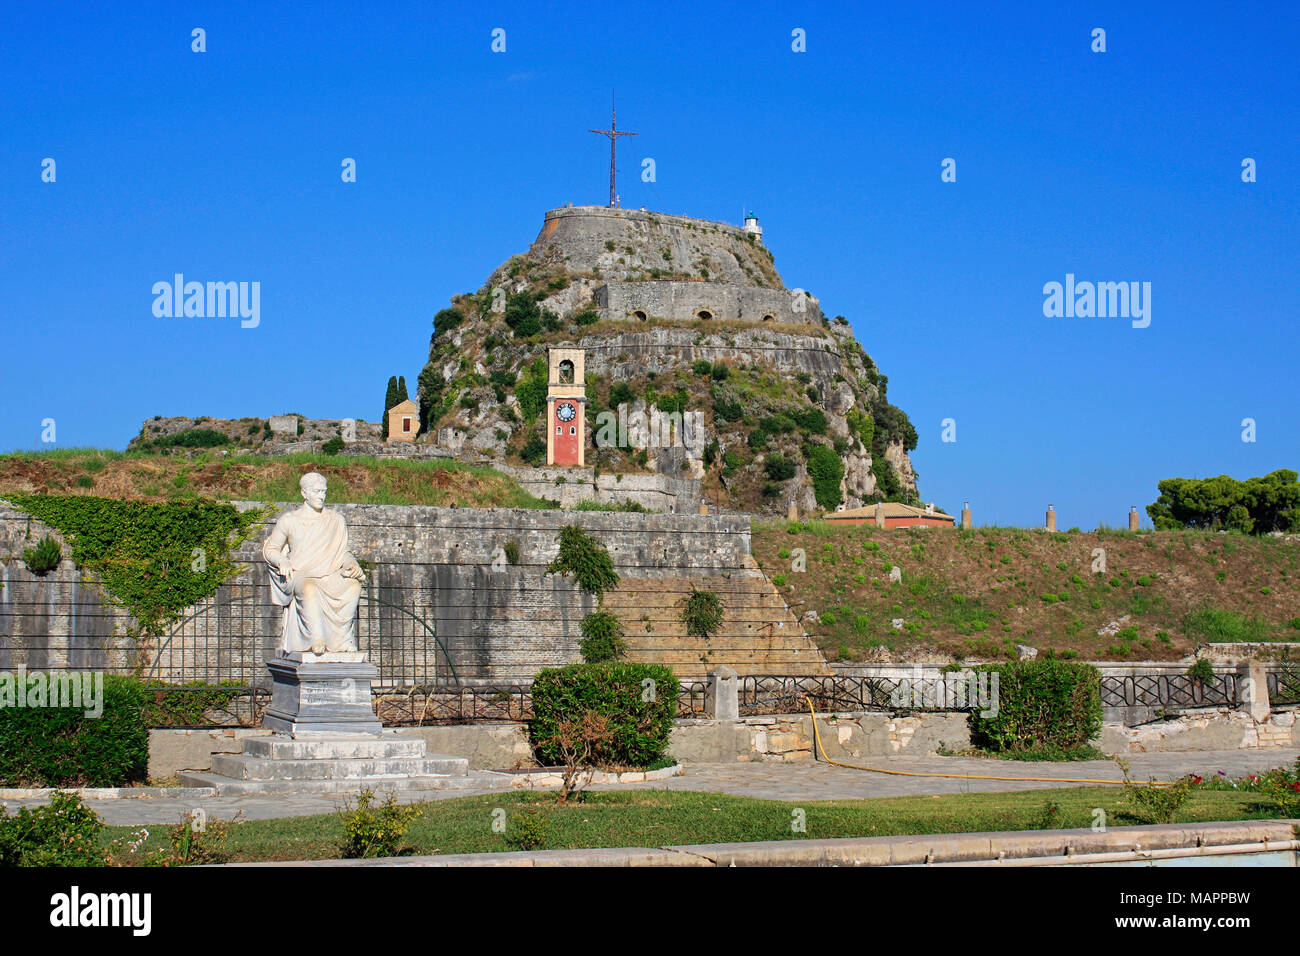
[3,748,1295,828]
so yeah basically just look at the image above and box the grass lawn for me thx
[104,786,1286,864]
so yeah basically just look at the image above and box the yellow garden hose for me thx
[803,698,1175,787]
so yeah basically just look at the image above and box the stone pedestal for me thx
[707,666,739,721]
[262,652,383,736]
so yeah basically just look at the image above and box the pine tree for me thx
[381,375,399,439]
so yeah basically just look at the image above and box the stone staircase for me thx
[178,731,509,795]
[605,566,830,679]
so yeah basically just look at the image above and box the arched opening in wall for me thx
[696,309,714,320]
[558,360,574,384]
[632,310,647,321]
[761,313,775,322]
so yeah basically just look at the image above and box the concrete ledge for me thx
[504,764,681,787]
[238,819,1300,867]
[0,786,217,800]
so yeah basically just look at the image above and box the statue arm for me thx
[262,516,291,577]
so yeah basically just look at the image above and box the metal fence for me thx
[738,674,988,715]
[1099,673,1240,710]
[376,685,532,726]
[1268,666,1300,705]
[141,577,457,690]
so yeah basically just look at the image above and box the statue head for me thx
[300,472,328,511]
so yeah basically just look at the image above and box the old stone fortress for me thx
[541,204,823,326]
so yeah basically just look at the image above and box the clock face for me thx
[556,402,577,423]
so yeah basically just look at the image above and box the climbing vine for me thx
[6,495,267,634]
[680,586,725,640]
[545,525,620,598]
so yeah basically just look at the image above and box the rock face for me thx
[417,205,921,514]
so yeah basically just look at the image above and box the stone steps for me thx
[176,769,510,795]
[179,729,508,795]
[240,735,428,760]
[210,753,470,781]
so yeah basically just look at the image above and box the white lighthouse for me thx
[742,210,763,244]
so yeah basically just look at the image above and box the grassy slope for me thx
[0,449,550,509]
[752,521,1300,662]
[102,786,1281,864]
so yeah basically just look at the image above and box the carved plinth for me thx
[262,652,383,737]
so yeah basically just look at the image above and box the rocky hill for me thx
[418,205,923,515]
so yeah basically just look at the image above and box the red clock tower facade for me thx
[546,347,585,467]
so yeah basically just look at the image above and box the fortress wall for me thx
[0,504,822,686]
[532,206,783,289]
[595,281,820,325]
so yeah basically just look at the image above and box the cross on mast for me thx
[589,95,637,207]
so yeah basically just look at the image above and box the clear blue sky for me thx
[2,1,1296,528]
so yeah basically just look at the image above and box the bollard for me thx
[706,666,739,720]
[1238,660,1271,722]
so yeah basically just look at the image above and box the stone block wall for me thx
[670,711,971,763]
[1,503,828,686]
[595,281,820,325]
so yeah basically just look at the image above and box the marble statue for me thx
[262,472,365,655]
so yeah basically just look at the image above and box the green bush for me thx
[680,586,725,639]
[432,307,463,341]
[321,436,345,456]
[579,611,629,663]
[515,358,549,421]
[0,676,148,787]
[0,791,109,866]
[1187,658,1216,682]
[338,788,421,859]
[520,434,547,465]
[21,535,61,575]
[504,808,549,850]
[805,444,845,510]
[764,453,796,482]
[146,427,232,450]
[793,408,827,434]
[529,662,679,768]
[545,525,620,597]
[504,292,541,336]
[968,660,1102,754]
[608,382,635,408]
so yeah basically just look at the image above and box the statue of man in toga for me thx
[263,472,366,655]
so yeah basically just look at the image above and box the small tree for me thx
[680,586,725,640]
[551,712,614,802]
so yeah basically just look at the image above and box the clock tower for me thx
[546,347,586,467]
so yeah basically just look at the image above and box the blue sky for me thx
[2,1,1296,528]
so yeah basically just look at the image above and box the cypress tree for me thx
[381,375,399,439]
